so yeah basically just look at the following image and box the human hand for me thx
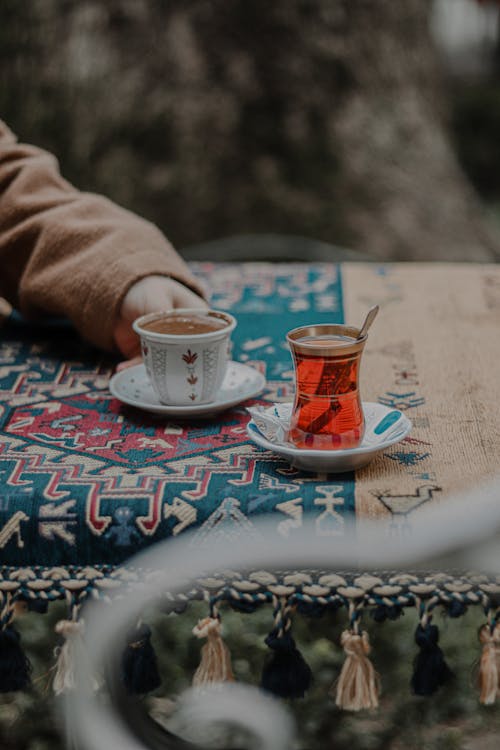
[114,275,208,370]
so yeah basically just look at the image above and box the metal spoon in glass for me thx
[357,305,379,340]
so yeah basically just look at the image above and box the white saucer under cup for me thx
[109,361,266,417]
[246,402,412,473]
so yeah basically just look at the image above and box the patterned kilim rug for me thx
[0,262,499,706]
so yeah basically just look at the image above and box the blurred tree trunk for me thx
[1,0,498,260]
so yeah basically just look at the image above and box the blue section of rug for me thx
[0,263,355,567]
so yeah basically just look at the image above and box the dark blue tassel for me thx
[0,626,32,692]
[296,599,341,619]
[261,631,312,699]
[371,603,404,623]
[447,599,467,618]
[411,622,453,696]
[122,624,161,695]
[295,600,325,618]
[23,597,49,614]
[228,598,260,614]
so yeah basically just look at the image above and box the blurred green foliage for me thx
[2,0,499,258]
[452,81,500,201]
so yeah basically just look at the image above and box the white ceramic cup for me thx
[132,308,237,405]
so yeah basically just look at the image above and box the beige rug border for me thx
[341,262,500,524]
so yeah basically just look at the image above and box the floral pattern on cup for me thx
[182,349,199,401]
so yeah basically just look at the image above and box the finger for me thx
[116,355,142,372]
[172,284,209,309]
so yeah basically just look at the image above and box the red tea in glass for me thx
[287,324,366,450]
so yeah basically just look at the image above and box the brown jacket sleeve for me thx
[0,120,203,350]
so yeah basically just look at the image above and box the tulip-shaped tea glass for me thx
[286,324,367,450]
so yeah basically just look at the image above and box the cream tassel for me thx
[52,619,85,695]
[334,629,380,711]
[192,617,234,687]
[478,622,500,706]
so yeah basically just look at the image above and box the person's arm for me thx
[0,120,205,351]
